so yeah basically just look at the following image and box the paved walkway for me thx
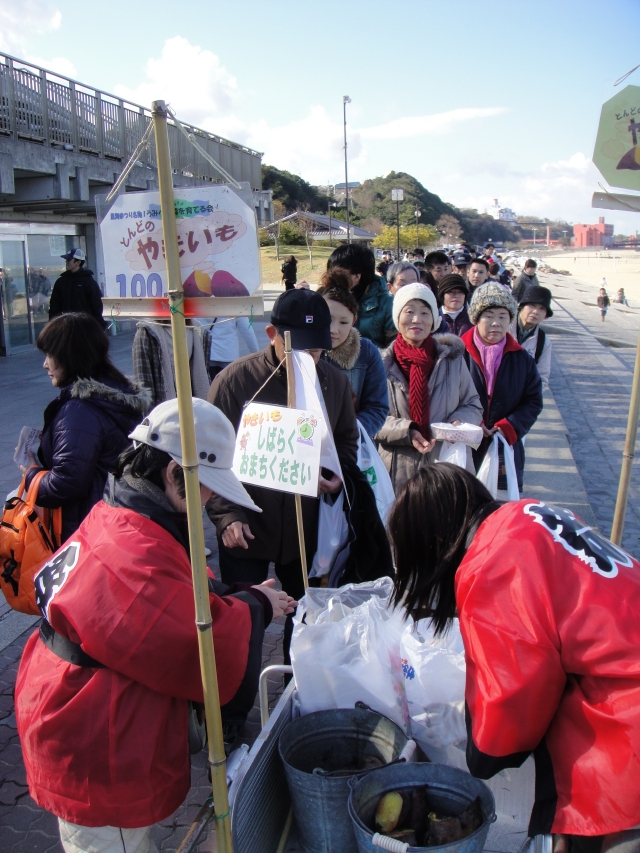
[540,270,640,555]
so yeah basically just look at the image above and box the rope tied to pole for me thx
[169,297,186,317]
[214,809,231,822]
[165,105,242,190]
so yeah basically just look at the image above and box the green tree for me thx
[262,165,325,212]
[373,224,438,250]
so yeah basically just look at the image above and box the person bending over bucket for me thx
[388,463,640,853]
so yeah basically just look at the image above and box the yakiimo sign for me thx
[593,85,640,192]
[99,184,260,299]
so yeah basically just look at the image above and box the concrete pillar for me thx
[0,154,15,195]
[53,163,72,200]
[72,166,90,202]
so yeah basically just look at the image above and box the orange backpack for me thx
[0,470,62,615]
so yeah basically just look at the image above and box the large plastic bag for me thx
[309,491,349,579]
[476,433,519,501]
[356,421,395,524]
[290,578,410,731]
[437,441,468,469]
[400,618,467,766]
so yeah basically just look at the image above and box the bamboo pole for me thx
[151,100,233,853]
[283,331,309,590]
[611,324,640,545]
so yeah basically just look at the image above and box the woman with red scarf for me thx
[375,283,483,493]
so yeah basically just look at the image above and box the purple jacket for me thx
[26,376,151,542]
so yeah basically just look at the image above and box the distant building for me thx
[572,217,614,248]
[488,198,517,226]
[265,210,375,244]
[333,182,361,200]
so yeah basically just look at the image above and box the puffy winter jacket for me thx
[462,330,543,490]
[49,267,105,326]
[15,472,266,828]
[459,499,640,836]
[26,376,151,541]
[325,328,389,438]
[436,306,473,338]
[376,334,483,493]
[355,275,396,348]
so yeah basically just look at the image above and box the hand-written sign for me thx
[232,403,322,498]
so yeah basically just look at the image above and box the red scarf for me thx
[393,334,437,439]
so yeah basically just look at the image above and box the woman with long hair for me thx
[375,283,482,493]
[388,463,640,853]
[23,312,150,541]
[316,267,388,438]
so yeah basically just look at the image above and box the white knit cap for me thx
[392,283,441,333]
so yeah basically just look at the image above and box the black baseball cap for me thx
[452,249,472,267]
[270,289,332,350]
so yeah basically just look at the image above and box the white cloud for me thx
[115,37,238,122]
[361,107,509,140]
[446,152,605,223]
[0,0,75,77]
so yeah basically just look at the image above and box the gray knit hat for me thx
[468,282,518,325]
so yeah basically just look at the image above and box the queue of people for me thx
[7,242,639,853]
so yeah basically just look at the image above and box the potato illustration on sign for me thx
[123,209,249,296]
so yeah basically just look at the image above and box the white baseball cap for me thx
[61,247,86,261]
[129,398,261,513]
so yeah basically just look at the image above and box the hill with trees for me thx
[261,164,570,247]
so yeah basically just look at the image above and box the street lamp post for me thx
[562,229,568,246]
[415,208,421,249]
[343,96,352,244]
[391,188,404,260]
[328,198,334,247]
[532,227,538,246]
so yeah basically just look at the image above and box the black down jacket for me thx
[49,267,106,327]
[25,376,151,542]
[462,329,543,490]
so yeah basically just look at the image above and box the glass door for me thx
[0,240,32,351]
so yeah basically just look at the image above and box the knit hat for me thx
[518,284,553,317]
[468,282,518,325]
[392,283,441,333]
[437,273,469,303]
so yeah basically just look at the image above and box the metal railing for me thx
[0,51,263,189]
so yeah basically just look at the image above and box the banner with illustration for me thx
[99,184,260,300]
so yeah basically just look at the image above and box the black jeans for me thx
[217,539,309,664]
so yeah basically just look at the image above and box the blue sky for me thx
[3,0,640,233]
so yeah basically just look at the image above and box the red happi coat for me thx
[458,500,640,836]
[15,499,255,828]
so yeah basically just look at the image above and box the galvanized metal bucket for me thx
[278,708,410,853]
[348,762,496,853]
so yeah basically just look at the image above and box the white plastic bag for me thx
[400,618,467,766]
[309,491,349,579]
[290,578,410,731]
[437,441,468,469]
[356,421,395,525]
[476,433,519,501]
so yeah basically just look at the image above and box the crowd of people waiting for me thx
[6,240,640,853]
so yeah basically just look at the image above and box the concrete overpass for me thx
[0,51,272,220]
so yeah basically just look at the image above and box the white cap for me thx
[128,398,261,512]
[392,283,441,333]
[61,247,86,261]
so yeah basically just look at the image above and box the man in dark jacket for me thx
[207,289,360,659]
[512,259,539,302]
[327,244,395,347]
[49,248,105,327]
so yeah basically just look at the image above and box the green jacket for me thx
[355,276,396,348]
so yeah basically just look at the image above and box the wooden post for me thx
[152,99,233,853]
[611,324,640,545]
[283,331,309,590]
